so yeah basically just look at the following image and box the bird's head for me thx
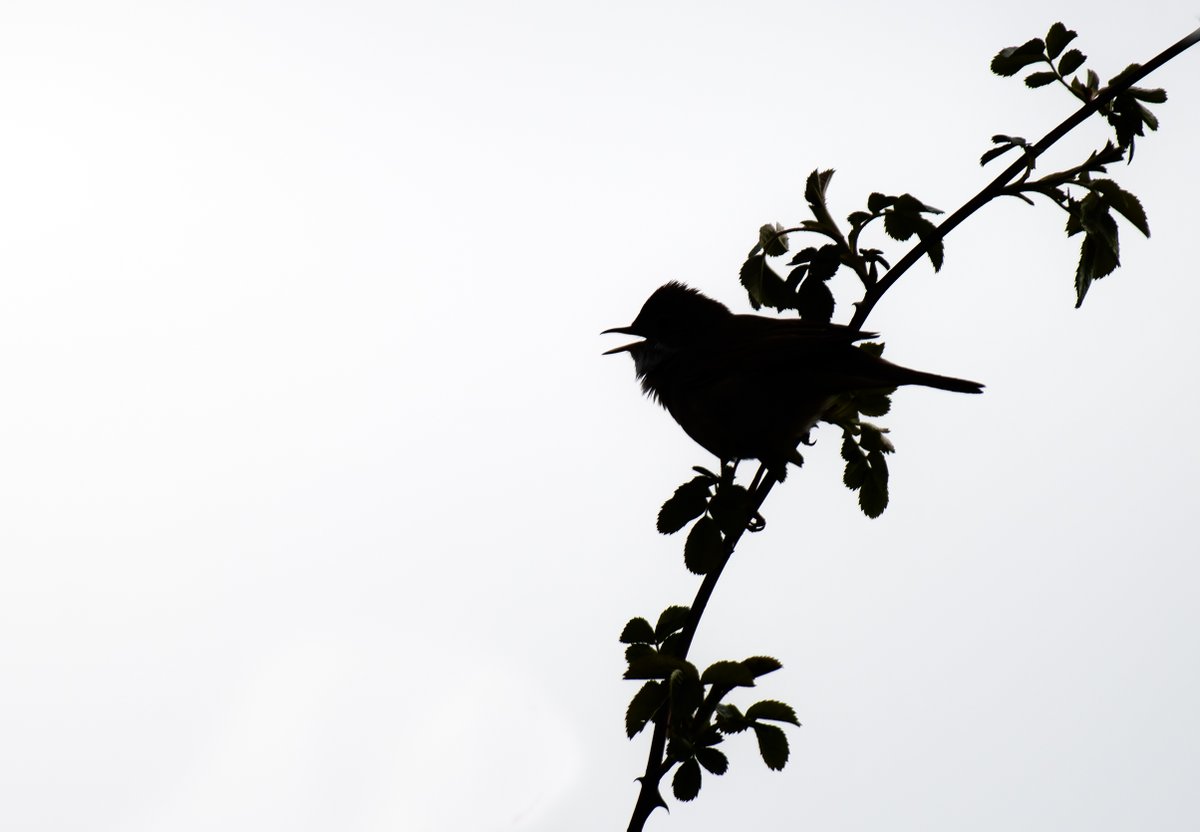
[602,282,731,362]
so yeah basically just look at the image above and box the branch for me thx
[627,468,778,832]
[848,24,1200,330]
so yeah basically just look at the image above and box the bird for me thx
[603,282,982,470]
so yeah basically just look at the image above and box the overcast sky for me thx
[3,2,1199,831]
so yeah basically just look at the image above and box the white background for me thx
[2,2,1199,830]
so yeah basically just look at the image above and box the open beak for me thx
[602,325,642,355]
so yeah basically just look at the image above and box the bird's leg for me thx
[719,458,738,487]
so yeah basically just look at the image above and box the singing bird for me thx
[604,282,982,468]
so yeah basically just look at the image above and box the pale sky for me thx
[2,2,1199,831]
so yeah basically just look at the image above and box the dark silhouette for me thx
[605,282,982,468]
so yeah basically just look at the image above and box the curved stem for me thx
[627,468,778,831]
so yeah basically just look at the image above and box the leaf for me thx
[714,703,750,733]
[707,484,753,536]
[738,253,766,310]
[655,605,691,641]
[740,253,791,311]
[620,617,656,645]
[626,681,667,738]
[684,516,725,575]
[882,208,916,241]
[696,747,729,775]
[1044,22,1076,59]
[990,38,1045,76]
[657,477,712,534]
[804,169,836,218]
[852,388,892,418]
[759,222,788,257]
[914,217,945,272]
[1075,218,1121,308]
[1057,48,1085,76]
[1025,71,1057,89]
[796,275,836,324]
[659,631,685,659]
[847,210,873,227]
[1131,86,1167,104]
[858,422,895,454]
[701,660,757,688]
[746,700,801,726]
[866,192,893,213]
[859,449,890,518]
[668,666,703,714]
[1090,179,1149,237]
[672,758,702,802]
[740,656,783,679]
[980,143,1015,167]
[1079,193,1120,259]
[894,193,942,215]
[753,723,790,770]
[625,642,655,663]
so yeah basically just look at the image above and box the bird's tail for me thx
[901,368,984,394]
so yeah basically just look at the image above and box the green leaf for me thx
[980,143,1015,166]
[1131,86,1167,104]
[858,423,895,454]
[759,223,788,257]
[746,699,801,726]
[620,617,656,645]
[1045,22,1076,59]
[626,681,667,738]
[1025,71,1058,88]
[753,723,790,770]
[696,747,729,775]
[714,703,750,733]
[741,655,783,679]
[859,449,890,518]
[990,39,1045,76]
[914,217,945,272]
[657,477,712,534]
[1057,48,1085,76]
[739,253,791,311]
[1079,193,1120,258]
[1073,195,1122,308]
[804,169,836,219]
[684,516,725,575]
[738,253,766,310]
[1090,179,1149,237]
[672,758,702,802]
[701,660,757,688]
[655,605,691,641]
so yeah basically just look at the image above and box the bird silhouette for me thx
[604,282,982,468]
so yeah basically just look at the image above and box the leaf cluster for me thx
[987,21,1163,305]
[621,612,799,802]
[657,469,759,573]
